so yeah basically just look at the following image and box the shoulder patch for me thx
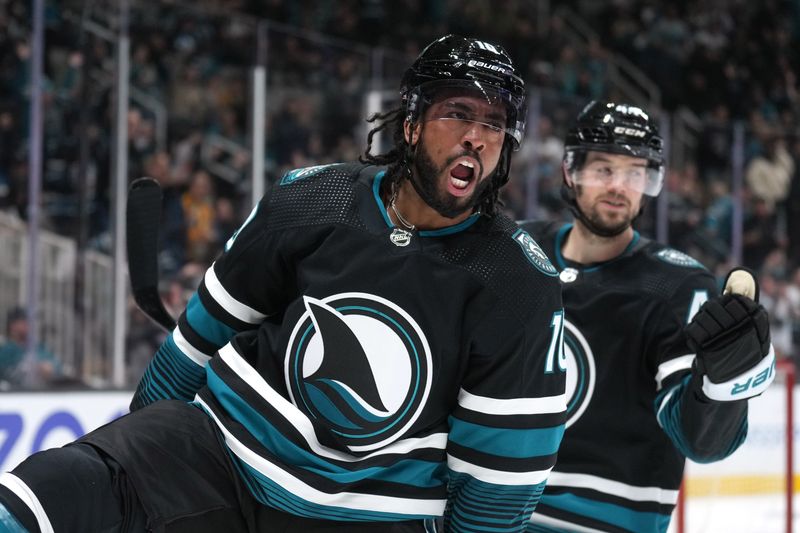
[512,229,558,276]
[655,248,703,268]
[279,164,335,185]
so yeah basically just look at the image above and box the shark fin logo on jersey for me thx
[655,248,703,268]
[512,229,558,276]
[563,320,596,428]
[285,293,432,452]
[280,164,334,186]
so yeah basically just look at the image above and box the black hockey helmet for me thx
[400,34,527,150]
[563,101,665,197]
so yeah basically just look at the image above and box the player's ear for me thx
[404,119,421,147]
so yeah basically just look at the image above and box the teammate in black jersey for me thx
[521,101,774,533]
[0,36,567,533]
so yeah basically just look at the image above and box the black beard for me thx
[576,185,634,237]
[408,137,493,219]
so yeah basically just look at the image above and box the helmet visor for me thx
[566,148,664,196]
[408,80,526,148]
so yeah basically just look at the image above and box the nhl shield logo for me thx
[285,293,432,452]
[390,228,413,247]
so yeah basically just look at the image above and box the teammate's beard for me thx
[409,138,493,219]
[576,185,635,237]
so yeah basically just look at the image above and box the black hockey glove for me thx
[686,268,773,401]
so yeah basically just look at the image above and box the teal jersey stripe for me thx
[132,334,208,408]
[449,416,564,458]
[185,293,237,346]
[526,523,572,533]
[206,368,446,488]
[229,450,437,521]
[445,472,544,532]
[540,493,671,533]
[0,504,28,533]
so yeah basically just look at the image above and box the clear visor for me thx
[412,80,525,148]
[568,154,664,196]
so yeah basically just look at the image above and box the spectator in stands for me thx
[0,307,62,388]
[743,196,784,271]
[760,268,794,360]
[181,169,217,265]
[745,130,794,215]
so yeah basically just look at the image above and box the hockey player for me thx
[521,101,774,533]
[0,36,567,532]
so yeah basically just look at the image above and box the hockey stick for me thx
[126,177,176,332]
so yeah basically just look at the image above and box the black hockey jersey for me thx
[131,164,567,531]
[521,221,748,533]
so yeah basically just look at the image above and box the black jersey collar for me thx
[554,223,641,272]
[371,170,481,237]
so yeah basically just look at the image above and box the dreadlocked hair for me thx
[358,106,509,218]
[359,107,408,196]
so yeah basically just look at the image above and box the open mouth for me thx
[448,160,477,197]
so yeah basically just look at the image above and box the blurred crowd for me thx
[0,0,799,388]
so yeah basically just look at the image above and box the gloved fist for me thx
[686,268,773,401]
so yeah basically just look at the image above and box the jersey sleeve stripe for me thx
[206,263,268,324]
[446,472,544,532]
[185,293,237,346]
[216,343,448,461]
[448,416,564,458]
[177,313,221,355]
[149,349,204,398]
[451,406,565,430]
[457,388,566,415]
[446,442,557,474]
[0,473,54,533]
[544,472,679,505]
[655,354,694,390]
[172,327,212,366]
[446,454,553,485]
[194,395,447,516]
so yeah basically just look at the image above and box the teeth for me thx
[451,177,468,189]
[460,161,474,168]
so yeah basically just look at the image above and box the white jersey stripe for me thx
[446,454,552,486]
[655,354,694,390]
[529,513,608,532]
[457,388,566,415]
[0,473,55,533]
[545,472,678,505]
[205,263,267,323]
[173,326,212,367]
[195,396,447,515]
[217,344,447,461]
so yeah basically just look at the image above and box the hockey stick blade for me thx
[126,177,176,331]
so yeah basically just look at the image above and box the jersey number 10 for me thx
[545,310,566,374]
